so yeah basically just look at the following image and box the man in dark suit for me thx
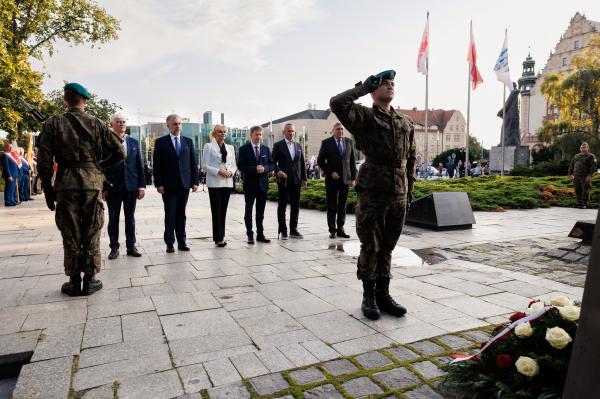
[237,126,275,244]
[317,122,357,239]
[153,114,199,252]
[103,114,146,259]
[272,123,307,240]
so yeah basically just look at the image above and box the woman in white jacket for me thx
[202,125,237,247]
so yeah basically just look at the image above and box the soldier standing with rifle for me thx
[330,70,416,320]
[37,83,125,296]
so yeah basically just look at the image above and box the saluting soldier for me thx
[569,142,597,209]
[38,83,126,296]
[330,70,416,320]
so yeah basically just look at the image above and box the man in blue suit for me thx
[237,126,275,244]
[1,143,19,206]
[153,114,199,252]
[103,114,146,259]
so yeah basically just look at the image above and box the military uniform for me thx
[569,152,597,208]
[38,85,125,295]
[330,83,416,281]
[330,71,416,320]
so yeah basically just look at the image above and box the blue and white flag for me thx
[494,30,512,89]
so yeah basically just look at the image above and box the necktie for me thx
[337,139,344,156]
[175,136,180,157]
[254,145,260,161]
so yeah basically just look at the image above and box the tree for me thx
[431,136,487,166]
[0,0,120,140]
[539,35,600,141]
[44,89,122,124]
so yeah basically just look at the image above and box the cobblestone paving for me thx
[442,238,590,288]
[0,191,593,398]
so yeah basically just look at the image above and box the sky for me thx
[33,0,599,148]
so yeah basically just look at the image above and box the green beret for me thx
[375,70,396,81]
[64,82,91,99]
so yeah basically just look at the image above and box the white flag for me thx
[493,30,512,89]
[417,13,429,75]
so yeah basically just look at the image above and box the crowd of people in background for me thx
[1,142,38,206]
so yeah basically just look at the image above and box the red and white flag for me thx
[417,12,429,75]
[468,21,484,90]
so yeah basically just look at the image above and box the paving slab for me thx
[117,369,184,399]
[12,356,72,399]
[177,363,212,393]
[373,367,422,389]
[355,351,394,368]
[31,324,84,361]
[230,352,269,378]
[412,360,447,379]
[250,372,290,396]
[289,367,326,385]
[82,316,122,349]
[342,377,383,398]
[204,358,241,387]
[207,382,251,399]
[303,384,344,399]
[322,358,359,376]
[404,384,445,399]
[0,330,39,364]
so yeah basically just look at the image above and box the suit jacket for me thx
[237,143,274,194]
[272,139,307,185]
[105,135,146,192]
[202,142,237,188]
[1,153,19,179]
[317,136,357,185]
[153,134,199,190]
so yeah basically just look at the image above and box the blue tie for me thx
[175,136,181,157]
[337,139,344,156]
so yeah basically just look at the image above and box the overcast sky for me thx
[33,0,598,147]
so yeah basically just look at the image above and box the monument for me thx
[490,83,530,172]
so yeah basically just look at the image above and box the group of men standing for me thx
[36,70,417,322]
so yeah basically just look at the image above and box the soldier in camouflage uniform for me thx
[330,70,416,320]
[38,83,126,296]
[568,142,597,209]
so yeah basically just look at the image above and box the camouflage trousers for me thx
[355,191,407,281]
[573,176,592,206]
[55,190,104,276]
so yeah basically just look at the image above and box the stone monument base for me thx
[490,145,530,172]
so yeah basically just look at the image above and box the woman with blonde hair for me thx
[202,125,237,247]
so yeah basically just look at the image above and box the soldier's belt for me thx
[58,161,98,169]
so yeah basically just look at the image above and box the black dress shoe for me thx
[290,230,303,239]
[217,241,227,248]
[256,235,271,243]
[329,232,336,239]
[178,244,190,251]
[336,229,350,239]
[108,248,119,260]
[247,236,255,244]
[126,246,142,257]
[166,246,175,253]
[279,232,289,240]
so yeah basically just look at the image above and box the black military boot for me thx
[61,274,82,297]
[82,274,103,296]
[376,277,407,317]
[361,280,380,320]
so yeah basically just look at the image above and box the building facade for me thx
[520,12,600,150]
[261,108,343,161]
[397,108,467,165]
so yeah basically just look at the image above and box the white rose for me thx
[545,327,572,349]
[515,356,539,377]
[514,322,534,338]
[526,301,544,315]
[550,296,573,307]
[558,306,580,322]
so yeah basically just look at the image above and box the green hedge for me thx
[236,175,600,212]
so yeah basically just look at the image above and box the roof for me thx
[397,108,457,131]
[261,109,331,127]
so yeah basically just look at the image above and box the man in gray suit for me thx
[317,122,357,238]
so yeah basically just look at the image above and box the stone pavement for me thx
[0,189,593,398]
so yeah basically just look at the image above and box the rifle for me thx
[18,97,47,148]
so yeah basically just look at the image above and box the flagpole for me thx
[466,21,472,177]
[501,86,506,176]
[424,11,429,177]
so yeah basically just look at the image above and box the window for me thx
[562,57,568,66]
[574,40,580,49]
